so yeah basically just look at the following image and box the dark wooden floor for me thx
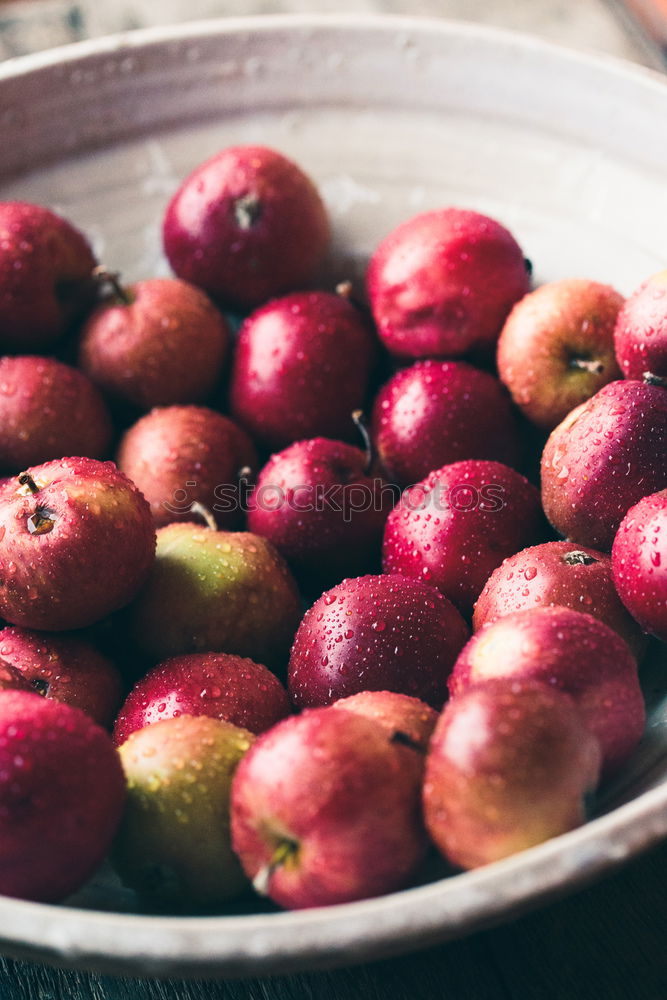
[2,838,666,1000]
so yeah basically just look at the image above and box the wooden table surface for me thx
[1,2,666,997]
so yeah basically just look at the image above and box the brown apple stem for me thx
[569,357,605,375]
[524,257,533,276]
[351,409,376,475]
[643,371,667,389]
[188,501,217,531]
[391,729,427,755]
[335,279,374,322]
[17,472,40,494]
[562,550,598,566]
[237,465,254,484]
[252,839,299,897]
[92,264,133,305]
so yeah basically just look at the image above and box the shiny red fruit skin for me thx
[112,652,291,746]
[229,291,375,450]
[541,380,667,551]
[382,460,545,617]
[612,489,667,642]
[288,573,469,710]
[366,207,530,360]
[0,690,126,902]
[614,270,667,380]
[371,359,521,486]
[162,145,330,309]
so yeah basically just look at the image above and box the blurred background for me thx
[0,0,666,68]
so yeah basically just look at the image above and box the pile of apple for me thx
[0,144,666,912]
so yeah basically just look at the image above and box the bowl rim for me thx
[1,12,666,978]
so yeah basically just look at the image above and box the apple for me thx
[371,359,521,486]
[163,145,330,309]
[366,207,530,360]
[230,707,428,908]
[0,689,126,901]
[331,690,438,757]
[229,290,375,450]
[614,270,667,381]
[423,679,601,869]
[449,606,645,774]
[497,278,623,430]
[113,715,255,906]
[0,458,156,631]
[112,651,291,746]
[0,625,123,729]
[126,522,302,673]
[288,573,469,710]
[78,274,230,413]
[472,540,647,661]
[116,405,257,529]
[0,201,96,351]
[0,659,31,692]
[382,459,546,616]
[246,435,394,588]
[0,355,112,474]
[612,489,667,642]
[541,379,667,550]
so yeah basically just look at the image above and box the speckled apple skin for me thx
[162,145,330,309]
[371,359,521,486]
[229,291,375,450]
[230,707,428,909]
[382,459,545,617]
[0,201,96,351]
[0,356,112,474]
[366,207,530,360]
[449,606,645,775]
[612,489,667,642]
[541,380,667,551]
[112,651,291,746]
[497,278,623,430]
[78,277,230,411]
[0,690,126,902]
[114,716,255,906]
[0,458,156,631]
[423,680,601,870]
[614,270,667,380]
[128,524,302,673]
[247,437,393,585]
[117,405,257,529]
[288,573,469,710]
[473,540,647,661]
[0,625,123,729]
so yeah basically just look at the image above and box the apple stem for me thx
[92,264,133,305]
[562,550,598,566]
[643,371,667,389]
[17,472,40,494]
[351,410,376,475]
[524,257,533,276]
[252,839,299,897]
[391,729,427,755]
[569,357,605,375]
[234,193,261,230]
[188,501,217,531]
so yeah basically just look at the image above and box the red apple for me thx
[112,651,291,746]
[331,690,438,756]
[449,606,645,774]
[0,355,112,473]
[614,270,667,381]
[0,458,156,631]
[0,201,96,351]
[229,290,375,450]
[0,690,125,901]
[371,359,521,486]
[230,707,428,908]
[612,489,667,642]
[0,625,123,728]
[288,573,469,710]
[541,379,667,550]
[366,207,530,360]
[382,460,546,616]
[163,145,330,309]
[473,540,647,661]
[497,278,623,430]
[116,405,257,529]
